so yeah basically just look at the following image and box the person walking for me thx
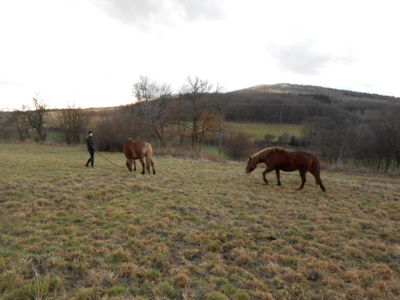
[85,130,96,167]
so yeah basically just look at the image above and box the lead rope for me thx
[96,152,125,169]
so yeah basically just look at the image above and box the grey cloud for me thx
[95,0,225,31]
[271,41,357,75]
[175,0,225,21]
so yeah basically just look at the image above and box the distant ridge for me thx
[232,83,399,102]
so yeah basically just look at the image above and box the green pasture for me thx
[225,122,304,140]
[0,143,399,299]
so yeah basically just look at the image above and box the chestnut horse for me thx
[123,138,155,175]
[246,147,325,192]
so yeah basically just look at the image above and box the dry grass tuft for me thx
[108,248,131,264]
[85,269,118,287]
[117,263,142,279]
[172,272,191,288]
[371,264,395,280]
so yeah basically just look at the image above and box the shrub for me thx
[222,129,254,160]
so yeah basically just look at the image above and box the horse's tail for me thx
[145,143,155,174]
[311,154,326,192]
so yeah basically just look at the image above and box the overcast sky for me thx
[1,0,399,110]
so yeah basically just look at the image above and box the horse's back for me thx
[123,138,147,159]
[262,147,292,167]
[293,150,313,161]
[289,150,323,172]
[263,147,315,170]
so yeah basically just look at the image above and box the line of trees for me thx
[52,104,92,144]
[296,105,400,172]
[5,95,48,143]
[91,76,227,153]
[1,76,400,172]
[1,96,91,144]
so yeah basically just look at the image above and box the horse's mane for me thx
[251,147,285,162]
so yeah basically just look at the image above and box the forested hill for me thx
[224,83,400,123]
[230,83,399,103]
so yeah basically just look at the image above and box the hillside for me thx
[232,83,400,104]
[223,83,400,123]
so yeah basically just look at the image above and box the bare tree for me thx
[175,76,223,150]
[53,104,92,144]
[25,95,48,143]
[215,93,229,154]
[369,106,400,171]
[133,76,173,146]
[0,110,13,140]
[7,108,30,141]
[345,124,378,165]
[302,117,327,145]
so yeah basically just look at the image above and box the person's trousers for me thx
[86,151,94,167]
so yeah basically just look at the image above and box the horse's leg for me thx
[298,169,307,190]
[139,158,145,175]
[310,169,326,192]
[133,159,137,171]
[151,160,156,175]
[319,181,326,192]
[262,166,275,185]
[275,169,282,186]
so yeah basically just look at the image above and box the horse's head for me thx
[126,159,132,172]
[245,156,256,173]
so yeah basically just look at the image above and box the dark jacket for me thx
[86,135,96,151]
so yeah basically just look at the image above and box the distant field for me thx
[1,143,399,299]
[225,122,304,140]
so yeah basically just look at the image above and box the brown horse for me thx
[246,147,325,192]
[123,138,156,175]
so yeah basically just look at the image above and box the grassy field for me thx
[225,122,303,140]
[1,143,400,299]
